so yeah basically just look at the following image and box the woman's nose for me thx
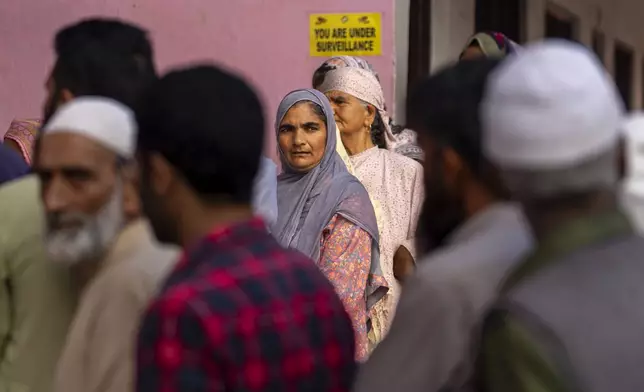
[292,129,306,146]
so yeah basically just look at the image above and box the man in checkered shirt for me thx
[134,65,357,391]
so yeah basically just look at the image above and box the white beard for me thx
[45,183,125,266]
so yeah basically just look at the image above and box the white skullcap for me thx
[43,97,137,158]
[482,39,624,170]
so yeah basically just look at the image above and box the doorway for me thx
[406,0,431,96]
[614,42,634,110]
[545,5,578,41]
[592,30,605,63]
[475,0,524,42]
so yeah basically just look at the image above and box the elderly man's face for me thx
[415,132,469,254]
[34,133,137,265]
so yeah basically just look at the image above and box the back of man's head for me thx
[51,18,157,109]
[482,39,624,200]
[408,58,501,165]
[136,65,265,205]
[407,58,506,196]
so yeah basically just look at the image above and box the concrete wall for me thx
[394,0,644,115]
[0,0,396,155]
[534,0,644,109]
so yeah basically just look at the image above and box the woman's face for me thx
[460,45,485,61]
[325,90,374,134]
[278,102,327,172]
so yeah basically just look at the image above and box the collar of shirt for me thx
[175,217,267,267]
[447,202,529,245]
[204,217,267,243]
[502,207,632,293]
[103,219,155,265]
[75,218,153,290]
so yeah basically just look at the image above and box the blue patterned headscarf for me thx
[271,89,380,264]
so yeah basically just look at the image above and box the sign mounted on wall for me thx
[309,13,382,57]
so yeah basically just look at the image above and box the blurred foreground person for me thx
[353,59,533,392]
[37,98,177,392]
[253,156,278,227]
[620,113,644,234]
[4,119,42,165]
[0,160,74,392]
[135,66,357,391]
[477,40,644,392]
[273,88,386,361]
[0,17,157,392]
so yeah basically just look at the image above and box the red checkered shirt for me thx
[136,218,357,391]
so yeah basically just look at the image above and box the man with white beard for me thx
[32,97,177,392]
[0,19,158,392]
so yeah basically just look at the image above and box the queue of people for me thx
[1,17,644,392]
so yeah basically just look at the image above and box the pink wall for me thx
[0,0,395,157]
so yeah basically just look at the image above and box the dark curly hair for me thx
[370,111,387,148]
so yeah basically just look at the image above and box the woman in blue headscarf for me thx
[272,88,387,360]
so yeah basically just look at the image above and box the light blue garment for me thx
[252,157,278,227]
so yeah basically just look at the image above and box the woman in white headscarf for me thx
[319,67,424,344]
[312,56,424,163]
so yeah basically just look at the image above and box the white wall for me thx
[532,0,644,109]
[393,0,475,123]
[394,0,644,113]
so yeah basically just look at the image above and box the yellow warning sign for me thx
[310,13,382,57]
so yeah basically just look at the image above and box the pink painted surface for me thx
[0,0,395,159]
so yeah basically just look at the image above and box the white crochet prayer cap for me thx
[43,97,137,158]
[481,39,624,170]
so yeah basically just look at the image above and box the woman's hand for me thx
[393,245,415,283]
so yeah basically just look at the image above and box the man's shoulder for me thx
[201,233,329,281]
[153,245,341,322]
[0,175,40,215]
[0,176,44,259]
[93,245,177,306]
[0,174,37,195]
[511,232,644,299]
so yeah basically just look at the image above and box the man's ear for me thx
[365,104,377,126]
[122,161,141,219]
[443,147,464,172]
[442,147,468,187]
[147,153,175,197]
[60,88,74,104]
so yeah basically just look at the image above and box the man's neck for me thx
[526,191,617,241]
[465,183,499,220]
[340,130,375,156]
[179,204,254,249]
